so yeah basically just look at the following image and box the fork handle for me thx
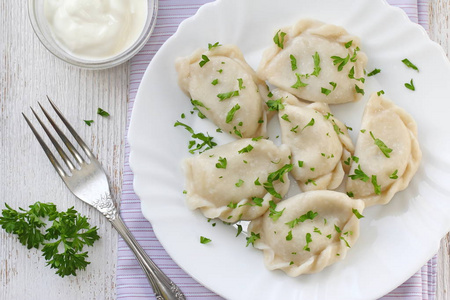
[110,215,185,300]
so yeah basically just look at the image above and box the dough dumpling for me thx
[176,45,268,138]
[248,191,365,276]
[258,19,367,104]
[274,89,354,191]
[184,138,291,222]
[346,93,421,207]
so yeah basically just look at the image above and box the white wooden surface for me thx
[0,1,449,299]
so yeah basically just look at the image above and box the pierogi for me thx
[258,19,367,104]
[248,191,365,276]
[176,44,268,138]
[346,93,422,207]
[183,138,291,222]
[274,89,354,191]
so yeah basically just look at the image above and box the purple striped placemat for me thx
[117,0,436,299]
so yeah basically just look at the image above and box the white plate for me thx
[128,0,450,299]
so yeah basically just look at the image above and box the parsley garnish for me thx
[340,236,351,248]
[302,118,315,131]
[367,68,381,77]
[350,47,360,62]
[332,120,343,135]
[290,125,299,133]
[402,58,419,71]
[263,164,293,199]
[334,224,342,233]
[200,236,212,244]
[355,84,365,95]
[331,54,350,71]
[191,99,210,110]
[311,52,321,77]
[286,230,293,241]
[227,202,238,209]
[347,191,354,197]
[238,144,254,154]
[254,177,261,186]
[246,232,260,247]
[285,211,318,228]
[237,78,245,90]
[290,54,297,71]
[313,227,322,235]
[377,90,385,96]
[174,121,217,154]
[199,55,210,67]
[349,164,369,182]
[405,79,415,91]
[217,90,239,101]
[226,104,241,123]
[0,202,100,277]
[352,208,364,219]
[291,73,309,88]
[266,98,285,111]
[298,161,304,167]
[273,30,287,49]
[348,66,365,83]
[97,108,109,117]
[252,136,264,141]
[236,225,243,237]
[235,179,244,187]
[371,175,381,195]
[345,40,353,48]
[370,131,393,158]
[303,233,312,251]
[211,79,219,85]
[208,42,221,50]
[281,114,291,122]
[268,201,285,221]
[215,157,227,169]
[321,87,331,96]
[390,170,399,179]
[84,120,94,126]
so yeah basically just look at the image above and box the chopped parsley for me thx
[352,208,364,219]
[370,131,393,158]
[290,54,297,71]
[331,54,350,71]
[402,58,419,71]
[225,104,241,123]
[405,79,415,91]
[174,121,217,154]
[355,84,365,95]
[199,55,210,67]
[290,125,299,133]
[298,161,304,167]
[273,30,287,49]
[377,90,385,96]
[321,87,332,96]
[246,232,260,247]
[238,144,254,154]
[367,68,381,77]
[291,73,309,89]
[390,170,399,179]
[211,79,219,85]
[350,47,360,62]
[84,120,94,126]
[215,157,227,169]
[200,236,212,244]
[237,78,245,90]
[371,175,381,195]
[217,90,239,101]
[303,233,312,251]
[266,98,285,111]
[286,230,293,241]
[345,40,353,48]
[347,191,354,197]
[349,164,369,182]
[191,99,210,110]
[281,114,291,122]
[97,108,110,117]
[302,118,315,131]
[208,42,221,50]
[235,179,244,187]
[268,200,285,221]
[311,52,321,77]
[348,66,365,83]
[285,211,318,228]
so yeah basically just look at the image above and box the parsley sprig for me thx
[0,202,100,277]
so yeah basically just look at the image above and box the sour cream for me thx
[44,0,148,60]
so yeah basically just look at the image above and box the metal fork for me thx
[23,98,185,300]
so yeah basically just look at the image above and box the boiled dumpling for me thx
[248,191,365,276]
[274,89,354,191]
[258,19,367,104]
[345,93,421,207]
[183,138,291,222]
[176,44,268,138]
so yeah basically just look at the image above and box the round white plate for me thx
[128,0,450,299]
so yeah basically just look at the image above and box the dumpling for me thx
[183,138,291,222]
[176,44,268,138]
[345,93,422,207]
[248,191,365,276]
[274,89,354,191]
[258,19,367,104]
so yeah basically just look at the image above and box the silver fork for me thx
[23,98,185,300]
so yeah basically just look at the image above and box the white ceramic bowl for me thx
[28,0,158,69]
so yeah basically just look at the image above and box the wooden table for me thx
[1,1,449,299]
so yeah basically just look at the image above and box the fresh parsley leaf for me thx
[236,225,243,237]
[303,233,312,251]
[349,165,370,182]
[390,170,399,179]
[191,99,210,110]
[302,118,315,131]
[200,236,212,244]
[211,79,219,85]
[355,84,365,95]
[226,104,241,123]
[290,125,299,133]
[246,232,260,247]
[402,58,419,71]
[227,202,238,209]
[370,131,393,158]
[377,90,385,96]
[345,40,353,48]
[298,161,304,167]
[290,54,297,71]
[268,201,285,221]
[321,87,331,96]
[405,79,415,91]
[267,164,293,183]
[217,90,239,101]
[371,175,381,195]
[311,52,321,77]
[266,98,285,111]
[199,55,210,67]
[273,30,287,49]
[174,121,217,154]
[251,197,264,207]
[281,114,291,122]
[350,47,360,62]
[285,211,318,228]
[313,227,322,235]
[334,224,342,233]
[237,78,245,90]
[367,68,381,77]
[235,179,244,187]
[329,82,337,90]
[252,136,264,142]
[291,73,309,89]
[352,208,364,219]
[286,230,293,241]
[347,191,354,197]
[331,54,350,71]
[238,144,254,154]
[340,236,351,248]
[348,66,365,83]
[97,108,109,117]
[254,177,261,186]
[84,120,94,126]
[215,157,227,169]
[208,42,221,50]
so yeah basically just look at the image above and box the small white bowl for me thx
[28,0,158,70]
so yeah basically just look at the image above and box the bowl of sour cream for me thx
[28,0,158,69]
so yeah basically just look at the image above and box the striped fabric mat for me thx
[117,0,436,299]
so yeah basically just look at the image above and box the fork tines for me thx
[23,97,94,177]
